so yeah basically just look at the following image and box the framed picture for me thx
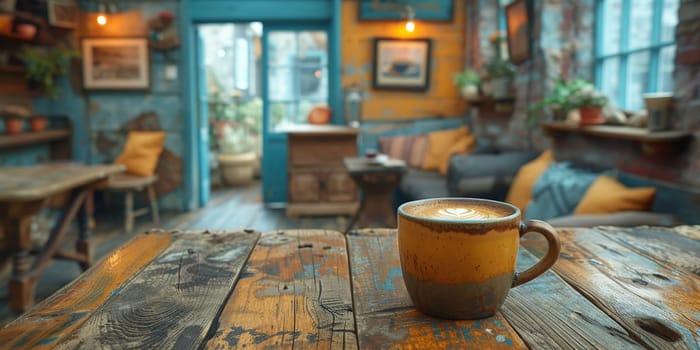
[359,0,453,21]
[82,38,150,90]
[373,38,431,91]
[505,0,531,64]
[48,0,79,29]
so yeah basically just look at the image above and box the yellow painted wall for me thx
[341,0,467,121]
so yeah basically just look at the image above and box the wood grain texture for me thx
[0,164,124,201]
[206,230,357,349]
[522,228,700,349]
[502,248,641,349]
[0,230,173,349]
[54,230,260,349]
[347,229,527,349]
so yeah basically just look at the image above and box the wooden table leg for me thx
[1,201,43,313]
[354,173,402,229]
[77,190,92,271]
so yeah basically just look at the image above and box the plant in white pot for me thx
[485,58,515,99]
[216,123,257,186]
[453,68,481,101]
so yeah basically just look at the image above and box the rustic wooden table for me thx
[1,226,698,349]
[343,157,406,232]
[0,163,124,312]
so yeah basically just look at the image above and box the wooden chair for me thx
[105,173,160,232]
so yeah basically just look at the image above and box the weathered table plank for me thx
[0,230,173,349]
[502,249,641,349]
[206,230,357,349]
[596,226,700,276]
[54,230,260,349]
[522,228,700,349]
[348,229,527,349]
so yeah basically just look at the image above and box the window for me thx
[267,30,328,131]
[595,0,679,111]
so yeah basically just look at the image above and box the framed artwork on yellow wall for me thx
[82,38,150,90]
[372,38,431,91]
[359,0,453,21]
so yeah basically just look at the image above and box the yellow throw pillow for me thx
[438,134,476,175]
[505,150,554,214]
[574,176,656,214]
[421,126,470,171]
[114,131,166,176]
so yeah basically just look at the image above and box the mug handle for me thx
[512,220,561,287]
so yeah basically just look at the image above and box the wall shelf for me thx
[0,128,71,159]
[0,64,25,73]
[542,122,693,155]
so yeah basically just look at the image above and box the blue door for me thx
[262,26,330,204]
[195,29,210,206]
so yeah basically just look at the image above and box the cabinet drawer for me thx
[326,171,357,202]
[289,171,321,202]
[288,135,357,166]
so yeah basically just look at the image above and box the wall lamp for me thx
[96,2,119,26]
[404,5,415,33]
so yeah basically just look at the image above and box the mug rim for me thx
[398,197,521,224]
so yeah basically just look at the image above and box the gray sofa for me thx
[395,149,694,227]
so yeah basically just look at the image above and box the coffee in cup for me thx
[397,197,560,319]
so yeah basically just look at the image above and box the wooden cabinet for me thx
[284,125,359,217]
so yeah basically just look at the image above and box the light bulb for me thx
[405,20,415,33]
[97,14,107,25]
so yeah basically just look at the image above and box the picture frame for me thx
[359,0,453,21]
[47,0,79,29]
[372,38,431,91]
[82,38,151,90]
[505,0,531,64]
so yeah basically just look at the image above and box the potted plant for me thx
[528,79,608,126]
[453,68,481,101]
[16,46,80,99]
[0,104,30,134]
[484,58,515,98]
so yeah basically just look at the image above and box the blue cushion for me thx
[525,163,599,221]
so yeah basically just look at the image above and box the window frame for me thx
[594,0,677,110]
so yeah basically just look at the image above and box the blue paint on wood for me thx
[36,337,57,345]
[376,267,402,292]
[295,263,321,280]
[460,325,474,340]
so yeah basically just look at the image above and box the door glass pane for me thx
[657,45,675,92]
[660,0,679,42]
[628,0,654,50]
[601,0,622,54]
[268,30,328,131]
[600,58,620,107]
[626,52,650,111]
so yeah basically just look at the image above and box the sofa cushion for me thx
[574,175,656,214]
[525,163,599,221]
[505,150,554,213]
[378,134,428,168]
[399,169,449,200]
[421,126,470,171]
[447,151,539,201]
[438,134,477,175]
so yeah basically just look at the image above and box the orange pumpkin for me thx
[307,106,332,125]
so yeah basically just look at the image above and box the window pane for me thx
[268,67,294,101]
[269,32,296,66]
[269,102,300,130]
[660,0,679,42]
[626,52,651,111]
[600,58,620,107]
[628,0,654,50]
[601,0,622,54]
[657,45,675,92]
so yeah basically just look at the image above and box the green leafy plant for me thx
[17,46,80,99]
[485,58,515,79]
[453,68,481,88]
[527,79,608,126]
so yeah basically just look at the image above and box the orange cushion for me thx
[421,126,470,171]
[574,176,656,214]
[438,134,477,175]
[505,150,554,214]
[114,131,166,176]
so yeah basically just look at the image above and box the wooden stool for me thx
[106,173,159,233]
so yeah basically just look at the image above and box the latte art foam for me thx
[402,199,513,220]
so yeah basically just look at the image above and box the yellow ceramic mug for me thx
[398,197,560,319]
